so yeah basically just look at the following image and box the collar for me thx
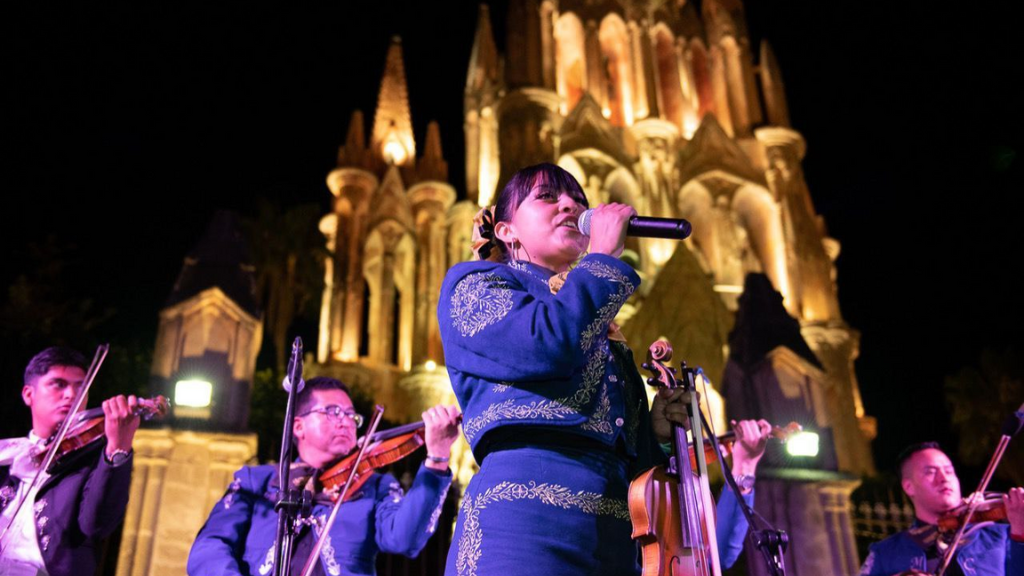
[508,260,557,282]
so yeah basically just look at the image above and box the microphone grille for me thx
[578,209,594,236]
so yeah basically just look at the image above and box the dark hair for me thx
[897,441,944,480]
[24,347,89,387]
[295,376,351,416]
[492,163,589,255]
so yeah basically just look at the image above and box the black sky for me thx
[6,1,1023,473]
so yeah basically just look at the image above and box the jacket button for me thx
[615,418,625,427]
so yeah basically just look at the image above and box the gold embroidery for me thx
[320,532,341,576]
[576,260,635,353]
[450,272,515,337]
[463,399,576,443]
[463,345,610,442]
[456,481,629,576]
[223,477,242,509]
[580,381,612,434]
[427,482,451,535]
[258,544,275,575]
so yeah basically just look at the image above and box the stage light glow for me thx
[175,380,213,408]
[786,431,820,457]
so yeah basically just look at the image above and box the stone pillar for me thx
[409,182,456,366]
[744,472,862,576]
[325,168,379,362]
[802,325,876,476]
[116,429,258,576]
[398,368,476,490]
[756,127,840,324]
[584,20,607,116]
[495,88,561,190]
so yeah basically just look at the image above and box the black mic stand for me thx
[272,337,308,576]
[689,370,789,576]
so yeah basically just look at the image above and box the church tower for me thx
[461,2,873,573]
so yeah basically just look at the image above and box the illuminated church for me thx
[121,1,876,575]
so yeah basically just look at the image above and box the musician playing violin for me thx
[0,346,141,576]
[187,376,460,576]
[859,442,1024,576]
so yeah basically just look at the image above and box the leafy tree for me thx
[945,346,1024,485]
[243,200,327,373]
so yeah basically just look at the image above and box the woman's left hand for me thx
[422,404,461,471]
[650,388,694,444]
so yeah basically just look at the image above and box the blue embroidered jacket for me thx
[439,254,641,459]
[859,522,1024,576]
[187,462,452,576]
[439,255,754,569]
[0,439,132,576]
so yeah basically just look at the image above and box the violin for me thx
[687,422,802,472]
[630,340,722,576]
[937,494,1008,534]
[630,340,795,576]
[37,395,170,473]
[318,419,447,502]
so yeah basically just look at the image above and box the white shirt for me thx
[0,433,50,576]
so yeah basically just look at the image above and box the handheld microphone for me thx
[577,209,692,240]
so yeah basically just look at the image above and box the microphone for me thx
[282,337,305,393]
[577,209,692,240]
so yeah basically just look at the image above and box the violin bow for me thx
[297,405,386,576]
[936,402,1024,576]
[0,343,109,556]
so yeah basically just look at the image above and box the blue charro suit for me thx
[0,438,133,576]
[187,462,451,576]
[859,522,1024,576]
[438,254,751,576]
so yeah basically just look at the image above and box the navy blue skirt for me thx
[444,440,639,576]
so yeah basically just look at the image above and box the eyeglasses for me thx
[300,405,364,428]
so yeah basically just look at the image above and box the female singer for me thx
[438,163,771,576]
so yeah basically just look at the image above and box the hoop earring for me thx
[512,238,531,263]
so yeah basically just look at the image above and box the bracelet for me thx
[105,448,132,466]
[426,454,450,464]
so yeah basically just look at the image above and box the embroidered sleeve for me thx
[858,551,876,576]
[374,466,453,557]
[439,256,640,382]
[450,272,515,337]
[187,467,259,576]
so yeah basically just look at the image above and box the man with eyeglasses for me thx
[187,377,460,576]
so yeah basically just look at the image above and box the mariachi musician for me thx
[860,442,1024,576]
[187,376,460,576]
[0,346,142,576]
[437,162,774,576]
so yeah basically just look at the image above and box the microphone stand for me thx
[272,337,307,576]
[691,370,789,576]
[935,403,1024,576]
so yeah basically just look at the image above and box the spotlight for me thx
[175,380,213,408]
[786,431,820,457]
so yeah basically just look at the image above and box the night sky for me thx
[7,1,1022,474]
